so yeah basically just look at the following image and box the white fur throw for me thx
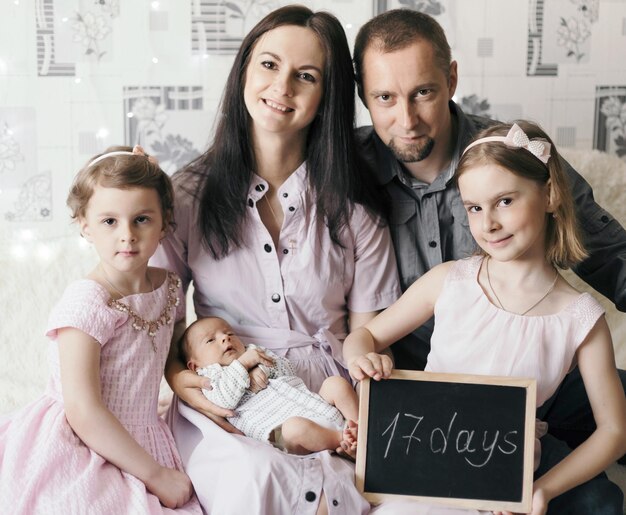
[559,148,626,367]
[0,239,98,414]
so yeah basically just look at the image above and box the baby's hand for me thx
[348,352,393,382]
[145,466,194,509]
[238,347,274,370]
[249,366,269,393]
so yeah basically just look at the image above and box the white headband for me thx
[87,145,155,168]
[87,151,135,167]
[462,123,552,164]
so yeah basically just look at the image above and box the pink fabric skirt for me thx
[0,395,201,514]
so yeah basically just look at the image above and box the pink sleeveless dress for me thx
[426,256,604,407]
[370,257,606,515]
[0,273,202,514]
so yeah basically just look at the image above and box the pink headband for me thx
[462,123,551,164]
[87,145,157,167]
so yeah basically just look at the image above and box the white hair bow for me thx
[503,124,551,164]
[462,123,552,164]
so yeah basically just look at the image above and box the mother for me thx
[153,5,400,514]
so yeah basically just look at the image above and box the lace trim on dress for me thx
[447,255,481,283]
[106,272,182,351]
[563,292,605,335]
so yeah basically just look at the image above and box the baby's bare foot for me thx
[344,419,358,445]
[336,420,358,461]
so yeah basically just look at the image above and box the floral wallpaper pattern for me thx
[71,9,115,61]
[0,107,48,224]
[123,86,204,175]
[36,0,75,76]
[0,123,24,176]
[555,0,598,62]
[1,0,625,244]
[459,95,492,119]
[191,0,279,55]
[4,175,53,223]
[595,88,626,158]
[395,0,445,15]
[37,0,121,75]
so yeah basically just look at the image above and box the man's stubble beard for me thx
[389,137,435,163]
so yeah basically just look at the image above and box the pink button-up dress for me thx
[152,163,401,514]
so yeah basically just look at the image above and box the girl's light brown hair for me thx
[455,121,587,269]
[66,146,175,230]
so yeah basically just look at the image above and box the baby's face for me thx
[187,318,246,368]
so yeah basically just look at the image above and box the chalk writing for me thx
[381,411,519,468]
[358,373,535,509]
[402,414,424,455]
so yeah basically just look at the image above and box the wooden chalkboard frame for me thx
[356,370,537,512]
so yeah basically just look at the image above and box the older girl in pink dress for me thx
[0,147,201,514]
[344,122,626,515]
[152,5,401,515]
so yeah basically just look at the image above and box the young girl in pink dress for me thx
[0,146,201,514]
[344,121,626,515]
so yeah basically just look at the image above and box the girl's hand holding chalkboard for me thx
[492,487,547,515]
[347,352,393,381]
[528,488,548,515]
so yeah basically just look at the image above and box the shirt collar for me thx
[248,162,308,200]
[371,131,403,186]
[441,101,467,184]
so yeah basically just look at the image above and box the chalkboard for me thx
[356,370,536,512]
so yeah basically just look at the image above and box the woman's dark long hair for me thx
[179,4,386,259]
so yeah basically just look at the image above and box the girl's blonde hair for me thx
[66,146,175,230]
[455,121,587,269]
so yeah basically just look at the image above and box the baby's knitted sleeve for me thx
[248,344,295,378]
[197,361,250,409]
[265,350,296,379]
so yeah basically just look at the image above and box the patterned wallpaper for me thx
[0,0,625,248]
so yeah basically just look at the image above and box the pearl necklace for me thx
[99,265,181,351]
[485,257,559,316]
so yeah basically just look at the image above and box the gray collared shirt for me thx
[356,103,492,290]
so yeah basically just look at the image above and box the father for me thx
[353,7,626,512]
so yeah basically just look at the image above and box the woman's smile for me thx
[263,98,294,113]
